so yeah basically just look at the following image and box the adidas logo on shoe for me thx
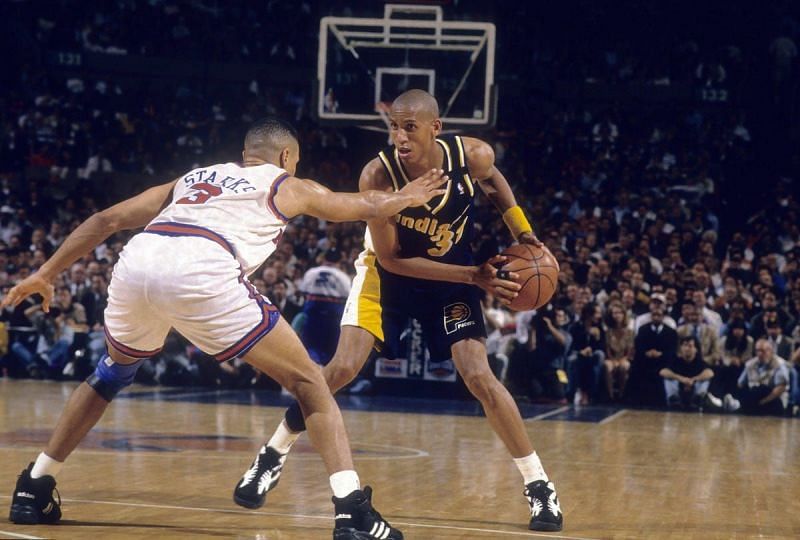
[9,464,62,525]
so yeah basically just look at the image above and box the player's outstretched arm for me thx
[274,168,447,222]
[463,137,542,247]
[1,179,177,311]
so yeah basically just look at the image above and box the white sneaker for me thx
[704,392,723,409]
[723,394,741,412]
[61,362,75,377]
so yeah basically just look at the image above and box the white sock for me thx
[267,421,300,455]
[514,452,548,484]
[30,452,63,479]
[329,470,360,498]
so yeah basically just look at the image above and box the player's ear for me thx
[432,118,442,136]
[279,147,290,169]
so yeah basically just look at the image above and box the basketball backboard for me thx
[317,4,497,129]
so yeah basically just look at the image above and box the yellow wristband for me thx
[502,205,533,239]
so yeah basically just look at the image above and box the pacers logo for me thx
[443,302,475,335]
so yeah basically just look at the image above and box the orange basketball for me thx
[499,244,559,311]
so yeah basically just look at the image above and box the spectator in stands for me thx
[79,273,107,329]
[482,292,515,383]
[659,336,717,410]
[750,289,794,338]
[511,306,571,403]
[628,295,678,406]
[724,339,790,416]
[765,319,793,360]
[67,262,90,297]
[297,248,351,365]
[603,301,632,402]
[790,347,800,415]
[0,293,40,378]
[26,287,86,377]
[569,302,605,404]
[691,289,723,335]
[712,319,751,399]
[677,301,721,365]
[633,293,676,335]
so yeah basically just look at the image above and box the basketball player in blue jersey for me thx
[4,116,450,539]
[235,92,564,532]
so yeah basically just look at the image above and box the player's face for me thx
[388,107,441,164]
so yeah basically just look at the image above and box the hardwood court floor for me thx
[1,379,799,539]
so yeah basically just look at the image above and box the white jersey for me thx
[150,162,290,276]
[300,265,352,300]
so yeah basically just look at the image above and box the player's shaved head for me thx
[391,89,440,119]
[244,116,299,162]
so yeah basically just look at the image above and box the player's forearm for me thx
[482,172,535,240]
[481,171,518,214]
[38,213,118,281]
[378,255,477,284]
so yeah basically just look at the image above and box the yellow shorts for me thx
[340,250,384,342]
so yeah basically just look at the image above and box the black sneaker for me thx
[9,463,61,524]
[333,486,403,540]
[524,480,563,532]
[233,446,286,509]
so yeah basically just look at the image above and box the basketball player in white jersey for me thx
[4,117,447,539]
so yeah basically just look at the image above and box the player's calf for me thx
[9,463,61,525]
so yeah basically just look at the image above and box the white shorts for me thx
[104,223,279,361]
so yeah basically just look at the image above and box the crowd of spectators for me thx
[1,0,799,417]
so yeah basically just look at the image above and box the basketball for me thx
[499,244,559,311]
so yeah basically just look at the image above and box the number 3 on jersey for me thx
[176,183,222,205]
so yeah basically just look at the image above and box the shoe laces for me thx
[525,481,552,502]
[52,486,61,507]
[244,450,282,486]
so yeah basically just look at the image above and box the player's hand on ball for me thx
[474,255,521,305]
[518,231,543,248]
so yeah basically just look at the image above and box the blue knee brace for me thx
[86,354,145,402]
